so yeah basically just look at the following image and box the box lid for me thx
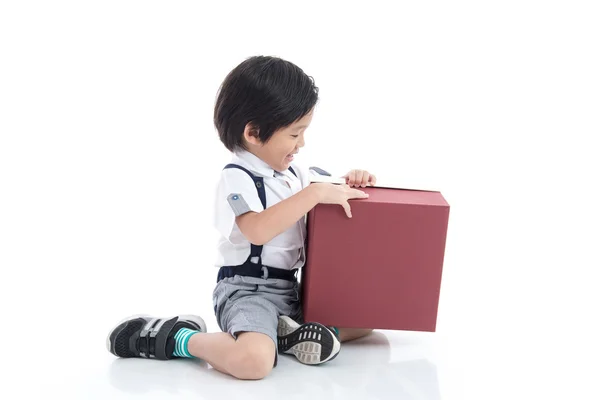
[308,174,442,193]
[354,186,449,206]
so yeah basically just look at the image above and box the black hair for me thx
[214,56,319,152]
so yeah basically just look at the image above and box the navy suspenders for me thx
[223,163,267,265]
[217,164,298,282]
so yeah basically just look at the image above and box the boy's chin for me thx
[277,159,291,171]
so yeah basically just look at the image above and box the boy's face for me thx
[246,110,313,172]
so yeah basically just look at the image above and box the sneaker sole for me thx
[277,316,341,365]
[106,314,207,356]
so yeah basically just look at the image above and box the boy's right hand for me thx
[311,183,369,218]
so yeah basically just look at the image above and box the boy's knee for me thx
[228,334,275,380]
[230,346,274,380]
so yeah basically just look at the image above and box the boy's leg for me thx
[106,314,275,380]
[217,275,341,367]
[337,328,373,342]
[187,331,275,379]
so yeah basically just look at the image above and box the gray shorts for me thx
[212,275,303,347]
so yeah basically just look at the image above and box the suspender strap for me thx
[308,166,330,176]
[219,163,298,283]
[223,164,297,207]
[223,164,265,262]
[224,164,267,209]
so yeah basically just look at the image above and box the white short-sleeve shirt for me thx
[213,150,314,270]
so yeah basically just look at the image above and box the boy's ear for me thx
[243,123,262,146]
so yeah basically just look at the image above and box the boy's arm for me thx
[236,183,369,245]
[236,185,320,246]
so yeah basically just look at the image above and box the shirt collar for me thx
[232,150,296,180]
[232,150,276,178]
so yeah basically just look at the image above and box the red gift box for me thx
[301,186,450,332]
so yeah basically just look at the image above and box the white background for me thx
[1,1,599,399]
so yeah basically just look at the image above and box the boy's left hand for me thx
[343,169,377,188]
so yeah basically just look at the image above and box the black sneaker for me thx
[106,314,206,360]
[277,316,341,365]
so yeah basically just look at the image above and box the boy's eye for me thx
[291,135,299,138]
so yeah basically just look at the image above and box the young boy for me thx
[106,56,376,380]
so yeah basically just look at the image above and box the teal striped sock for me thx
[173,328,199,358]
